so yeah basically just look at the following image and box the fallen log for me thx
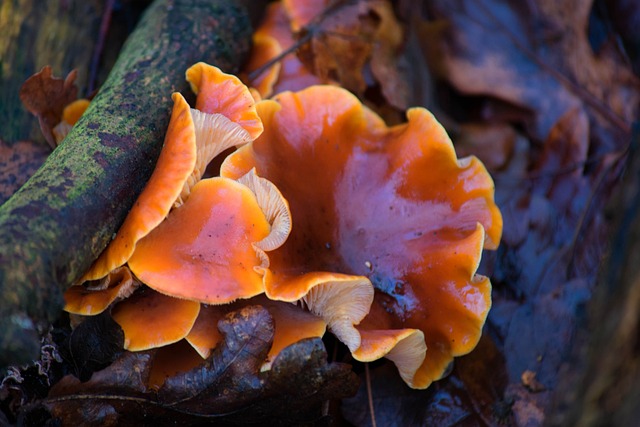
[0,0,252,368]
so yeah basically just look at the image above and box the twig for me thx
[365,363,377,427]
[246,0,356,84]
[88,0,115,94]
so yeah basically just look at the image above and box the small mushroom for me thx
[258,297,326,369]
[83,64,262,281]
[111,287,200,351]
[64,266,140,315]
[81,93,197,281]
[241,33,283,99]
[354,328,427,388]
[148,339,205,390]
[282,0,323,32]
[264,270,373,352]
[183,304,226,358]
[52,98,91,143]
[186,62,263,140]
[221,85,502,388]
[127,171,291,304]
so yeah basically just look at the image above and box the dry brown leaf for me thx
[294,0,407,105]
[32,305,357,425]
[422,0,639,150]
[19,66,79,149]
[453,122,517,171]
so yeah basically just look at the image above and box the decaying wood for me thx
[0,0,105,143]
[0,0,252,368]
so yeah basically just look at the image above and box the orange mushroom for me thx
[221,85,502,388]
[282,0,324,32]
[186,62,263,139]
[52,98,91,143]
[81,93,197,281]
[240,33,283,99]
[148,339,205,391]
[82,64,262,282]
[147,296,326,389]
[183,304,226,358]
[111,287,200,351]
[64,266,140,315]
[127,170,291,304]
[259,297,326,369]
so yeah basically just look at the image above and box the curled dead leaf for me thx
[34,305,357,425]
[19,66,79,149]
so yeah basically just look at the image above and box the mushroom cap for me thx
[84,65,266,281]
[353,328,426,388]
[64,266,139,315]
[128,177,273,304]
[221,85,502,388]
[242,33,283,99]
[184,304,226,359]
[258,297,326,369]
[186,62,263,140]
[111,287,200,351]
[81,93,197,281]
[62,98,90,125]
[263,270,373,352]
[148,340,205,390]
[53,98,91,143]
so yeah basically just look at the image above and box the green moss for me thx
[0,0,252,368]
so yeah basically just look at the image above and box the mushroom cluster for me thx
[66,61,501,390]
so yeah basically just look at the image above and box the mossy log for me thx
[0,0,251,368]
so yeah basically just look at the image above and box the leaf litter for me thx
[2,0,640,425]
[21,306,357,426]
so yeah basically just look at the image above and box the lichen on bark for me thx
[0,0,252,368]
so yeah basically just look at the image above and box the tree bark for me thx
[0,0,105,144]
[548,131,640,426]
[0,0,251,368]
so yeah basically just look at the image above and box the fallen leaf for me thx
[0,332,63,424]
[453,122,517,171]
[342,362,486,427]
[57,312,124,382]
[485,86,611,425]
[32,305,358,425]
[293,0,408,105]
[422,0,639,151]
[19,66,79,149]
